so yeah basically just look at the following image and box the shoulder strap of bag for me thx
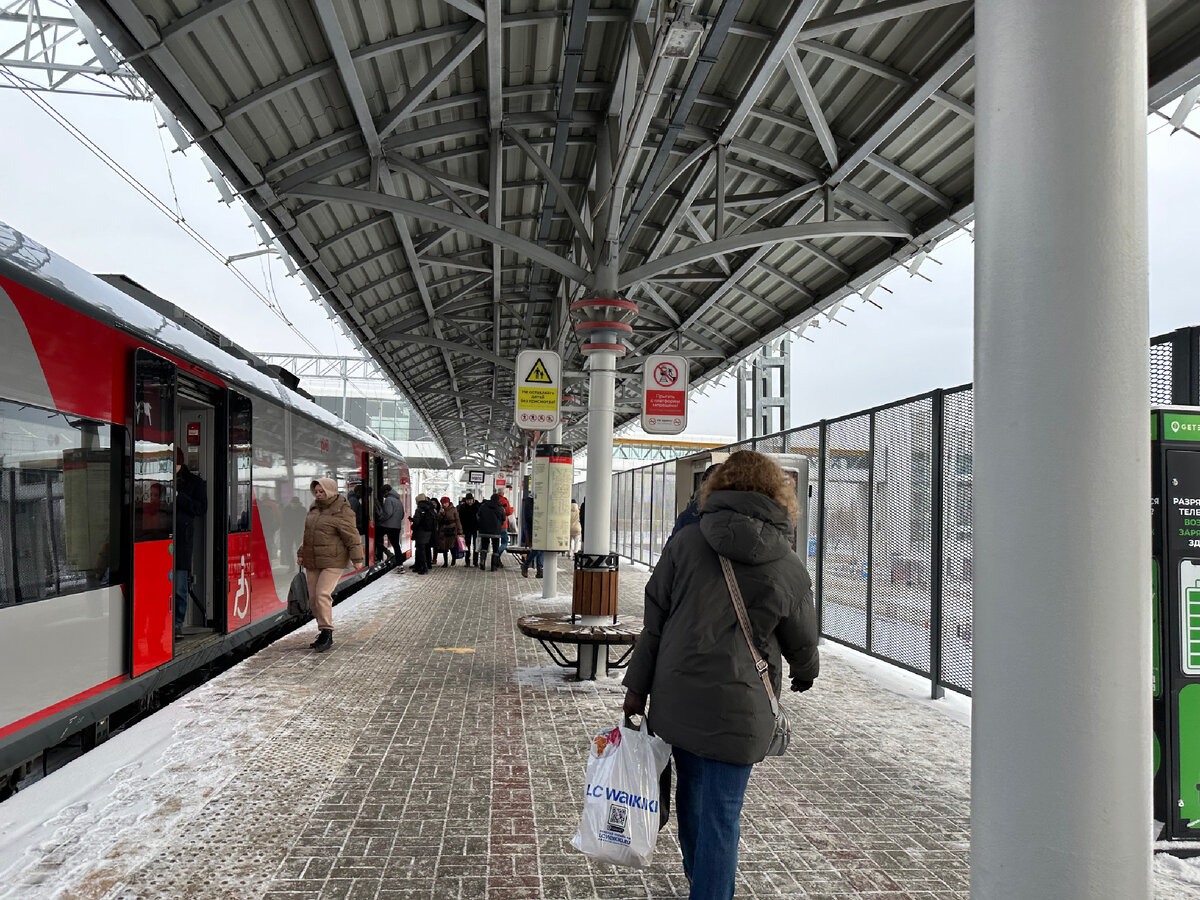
[718,555,780,717]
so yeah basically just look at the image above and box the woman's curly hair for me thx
[699,450,799,525]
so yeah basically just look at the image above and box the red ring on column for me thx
[570,297,639,314]
[573,321,634,334]
[580,342,628,355]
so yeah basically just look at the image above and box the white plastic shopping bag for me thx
[570,717,672,868]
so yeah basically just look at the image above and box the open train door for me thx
[131,349,176,676]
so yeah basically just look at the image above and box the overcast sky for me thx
[0,89,1196,444]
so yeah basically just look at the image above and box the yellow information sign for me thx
[515,349,561,430]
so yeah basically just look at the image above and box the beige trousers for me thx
[306,567,341,631]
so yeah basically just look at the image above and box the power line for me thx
[0,67,324,354]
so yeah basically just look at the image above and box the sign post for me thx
[641,354,689,435]
[515,350,562,431]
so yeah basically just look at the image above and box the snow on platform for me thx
[0,561,1196,898]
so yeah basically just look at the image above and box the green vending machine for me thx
[1153,407,1200,839]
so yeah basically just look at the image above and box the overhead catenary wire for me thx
[0,67,323,354]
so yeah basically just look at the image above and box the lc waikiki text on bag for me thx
[570,718,672,868]
[287,568,309,617]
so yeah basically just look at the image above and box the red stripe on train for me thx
[1,274,225,423]
[0,674,128,742]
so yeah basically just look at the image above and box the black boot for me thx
[313,629,333,652]
[477,555,485,570]
[490,552,501,572]
[450,555,456,566]
[536,568,544,579]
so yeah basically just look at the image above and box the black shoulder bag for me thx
[719,555,791,756]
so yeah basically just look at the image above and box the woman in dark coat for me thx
[375,484,405,563]
[435,496,463,567]
[623,450,819,900]
[409,494,437,574]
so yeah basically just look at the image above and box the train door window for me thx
[0,399,118,608]
[176,378,223,639]
[227,392,252,629]
[132,349,176,675]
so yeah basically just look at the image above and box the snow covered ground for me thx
[0,572,1197,898]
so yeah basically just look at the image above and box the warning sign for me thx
[525,358,553,384]
[515,349,561,430]
[642,354,689,435]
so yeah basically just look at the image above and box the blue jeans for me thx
[673,747,754,900]
[173,570,189,628]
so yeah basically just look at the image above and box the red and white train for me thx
[0,221,410,793]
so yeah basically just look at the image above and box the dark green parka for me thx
[623,489,819,765]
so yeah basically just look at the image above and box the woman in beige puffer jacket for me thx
[297,477,364,651]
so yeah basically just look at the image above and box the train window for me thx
[0,399,116,608]
[228,393,252,533]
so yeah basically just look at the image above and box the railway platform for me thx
[0,562,1193,899]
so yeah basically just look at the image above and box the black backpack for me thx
[417,503,437,533]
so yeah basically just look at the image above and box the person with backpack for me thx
[457,493,479,566]
[476,493,507,571]
[409,493,438,574]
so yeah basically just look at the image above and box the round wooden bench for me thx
[517,613,643,677]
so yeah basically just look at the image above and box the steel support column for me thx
[973,1,1150,896]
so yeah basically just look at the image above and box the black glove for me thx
[790,678,813,693]
[623,689,646,719]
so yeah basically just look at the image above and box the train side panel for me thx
[0,587,125,740]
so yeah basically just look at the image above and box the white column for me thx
[543,422,564,600]
[583,350,616,557]
[973,2,1150,897]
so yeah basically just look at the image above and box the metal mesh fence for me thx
[822,414,871,647]
[598,325,1195,697]
[1151,340,1175,406]
[871,399,934,674]
[941,388,975,692]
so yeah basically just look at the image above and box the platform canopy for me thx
[77,0,1200,465]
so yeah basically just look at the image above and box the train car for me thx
[0,221,410,794]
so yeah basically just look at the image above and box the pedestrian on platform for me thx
[457,493,479,566]
[173,449,208,637]
[297,477,364,653]
[497,488,514,563]
[569,500,582,554]
[410,493,438,574]
[436,496,463,567]
[520,492,543,578]
[375,484,405,565]
[622,450,819,900]
[476,493,507,571]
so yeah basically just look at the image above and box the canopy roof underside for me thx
[79,0,1200,465]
